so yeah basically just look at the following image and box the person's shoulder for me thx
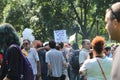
[85,58,97,63]
[52,49,60,52]
[80,49,86,55]
[80,48,86,52]
[8,44,19,50]
[46,50,52,55]
[55,50,63,54]
[80,49,84,53]
[7,44,20,54]
[30,47,36,50]
[105,57,112,61]
[84,59,92,63]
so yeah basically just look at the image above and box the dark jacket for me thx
[0,45,20,80]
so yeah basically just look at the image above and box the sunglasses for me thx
[23,42,29,45]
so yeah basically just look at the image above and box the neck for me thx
[94,53,105,58]
[96,55,105,58]
[24,47,30,51]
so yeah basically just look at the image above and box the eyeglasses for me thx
[23,42,29,46]
[109,7,118,21]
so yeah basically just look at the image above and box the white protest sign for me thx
[54,30,67,42]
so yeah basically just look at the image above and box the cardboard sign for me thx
[54,30,67,42]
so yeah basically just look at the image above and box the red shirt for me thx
[0,54,3,65]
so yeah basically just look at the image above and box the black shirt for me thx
[0,45,20,80]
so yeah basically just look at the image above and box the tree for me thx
[1,0,118,42]
[67,0,117,39]
[0,0,7,23]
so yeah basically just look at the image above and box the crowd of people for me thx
[0,2,120,80]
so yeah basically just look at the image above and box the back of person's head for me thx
[0,23,20,52]
[91,36,105,54]
[72,43,79,50]
[36,41,43,48]
[49,40,56,48]
[59,42,64,49]
[56,43,60,50]
[104,46,111,51]
[107,2,120,22]
[32,40,43,48]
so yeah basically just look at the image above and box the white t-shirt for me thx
[79,48,89,64]
[46,49,65,77]
[80,57,112,80]
[27,48,39,75]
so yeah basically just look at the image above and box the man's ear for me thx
[113,19,119,28]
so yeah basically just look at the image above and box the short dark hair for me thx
[72,43,79,50]
[104,46,111,51]
[49,40,56,48]
[58,42,64,49]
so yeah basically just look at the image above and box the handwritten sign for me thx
[54,30,67,42]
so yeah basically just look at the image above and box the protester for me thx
[46,40,67,80]
[22,39,41,80]
[69,43,80,80]
[105,2,120,80]
[33,40,49,80]
[58,42,69,80]
[79,39,91,65]
[79,39,91,80]
[0,23,34,80]
[79,36,112,80]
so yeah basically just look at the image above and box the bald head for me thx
[105,2,120,42]
[112,2,120,9]
[108,2,120,22]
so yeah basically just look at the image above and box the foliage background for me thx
[0,0,119,44]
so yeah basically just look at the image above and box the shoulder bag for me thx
[97,59,107,80]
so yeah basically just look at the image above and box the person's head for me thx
[49,40,56,49]
[105,2,120,41]
[58,42,64,49]
[32,40,43,49]
[104,46,111,56]
[23,39,31,50]
[0,23,20,53]
[44,43,50,51]
[91,36,105,55]
[72,43,79,50]
[82,39,91,50]
[56,43,60,50]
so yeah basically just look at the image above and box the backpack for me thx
[70,50,80,73]
[5,44,34,80]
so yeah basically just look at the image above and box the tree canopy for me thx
[0,0,119,42]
